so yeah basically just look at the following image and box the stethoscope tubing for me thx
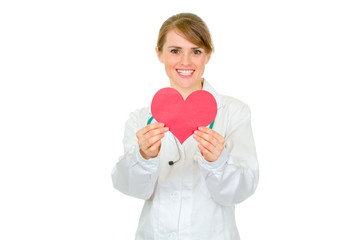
[146,115,214,166]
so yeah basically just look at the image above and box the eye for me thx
[170,49,180,54]
[193,50,202,55]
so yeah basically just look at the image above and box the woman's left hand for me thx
[193,127,225,162]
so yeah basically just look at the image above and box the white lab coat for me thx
[112,80,259,240]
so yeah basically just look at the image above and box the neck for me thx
[171,79,204,100]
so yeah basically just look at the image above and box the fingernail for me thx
[160,123,164,127]
[194,130,198,134]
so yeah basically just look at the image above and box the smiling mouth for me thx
[176,69,195,76]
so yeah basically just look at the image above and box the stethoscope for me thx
[147,116,215,166]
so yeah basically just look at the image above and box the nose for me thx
[180,52,191,66]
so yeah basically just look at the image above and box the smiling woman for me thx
[155,13,213,100]
[156,29,211,99]
[111,12,259,240]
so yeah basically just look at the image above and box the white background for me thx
[1,0,359,239]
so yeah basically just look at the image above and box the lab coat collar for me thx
[202,79,223,110]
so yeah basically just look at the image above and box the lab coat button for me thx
[168,232,177,240]
[170,191,180,201]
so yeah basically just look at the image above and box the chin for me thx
[168,71,202,89]
[174,79,197,88]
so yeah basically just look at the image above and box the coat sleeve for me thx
[198,103,259,206]
[111,110,160,200]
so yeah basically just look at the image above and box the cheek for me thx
[195,58,207,70]
[163,54,178,67]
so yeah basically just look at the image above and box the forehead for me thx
[164,29,201,48]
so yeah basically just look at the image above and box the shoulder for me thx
[126,106,151,130]
[219,94,250,117]
[202,80,250,115]
[129,106,150,119]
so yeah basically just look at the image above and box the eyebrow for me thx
[168,46,202,50]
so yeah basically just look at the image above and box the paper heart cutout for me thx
[151,88,217,144]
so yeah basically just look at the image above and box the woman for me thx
[112,13,259,240]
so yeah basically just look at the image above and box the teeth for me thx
[177,70,194,76]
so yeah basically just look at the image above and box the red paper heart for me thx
[151,88,217,144]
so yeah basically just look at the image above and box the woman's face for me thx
[156,29,211,94]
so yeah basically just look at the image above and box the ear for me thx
[155,46,164,63]
[205,53,212,64]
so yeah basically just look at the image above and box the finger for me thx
[194,130,217,146]
[193,134,215,154]
[142,139,162,159]
[142,127,168,149]
[194,130,224,158]
[198,143,214,162]
[145,140,161,158]
[198,127,224,143]
[147,139,162,153]
[145,126,169,139]
[137,122,166,136]
[146,133,165,149]
[138,126,167,152]
[194,128,225,152]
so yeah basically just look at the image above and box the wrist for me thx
[139,148,158,160]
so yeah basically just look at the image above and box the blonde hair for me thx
[157,13,214,54]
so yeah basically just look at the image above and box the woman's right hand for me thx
[136,122,169,160]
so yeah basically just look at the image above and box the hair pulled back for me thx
[157,13,214,54]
